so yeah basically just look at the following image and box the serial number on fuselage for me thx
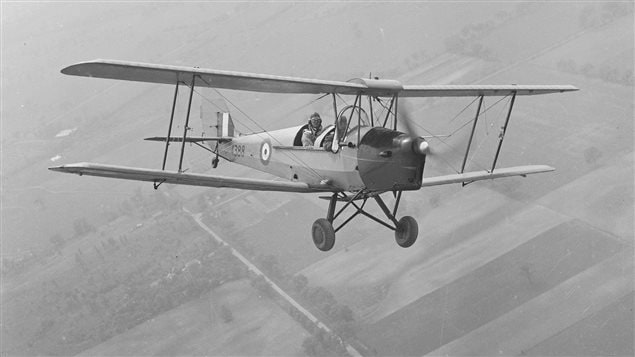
[232,144,246,157]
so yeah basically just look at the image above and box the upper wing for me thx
[400,84,578,97]
[49,163,334,193]
[421,165,555,187]
[61,59,578,97]
[61,59,365,94]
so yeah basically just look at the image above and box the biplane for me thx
[50,59,577,251]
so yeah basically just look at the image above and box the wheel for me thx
[395,216,418,248]
[312,218,335,251]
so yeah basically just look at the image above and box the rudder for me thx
[200,90,235,138]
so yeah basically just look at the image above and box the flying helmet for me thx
[309,112,322,128]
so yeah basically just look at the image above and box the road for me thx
[184,207,363,357]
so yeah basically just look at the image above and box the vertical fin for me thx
[199,89,235,160]
[217,112,235,138]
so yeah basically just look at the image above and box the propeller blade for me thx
[397,101,430,156]
[397,101,419,138]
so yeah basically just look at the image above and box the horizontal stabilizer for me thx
[49,163,333,193]
[422,165,554,187]
[144,136,231,143]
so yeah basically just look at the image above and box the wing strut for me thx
[491,91,517,172]
[461,95,484,177]
[155,81,181,189]
[155,75,198,188]
[179,75,197,173]
[161,82,179,170]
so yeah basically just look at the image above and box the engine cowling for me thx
[357,127,426,191]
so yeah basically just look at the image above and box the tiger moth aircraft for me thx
[50,59,578,251]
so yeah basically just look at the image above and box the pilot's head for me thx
[309,112,322,128]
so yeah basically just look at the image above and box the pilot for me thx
[301,112,324,147]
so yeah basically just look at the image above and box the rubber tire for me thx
[395,216,418,248]
[312,218,336,251]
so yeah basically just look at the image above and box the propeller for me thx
[396,101,430,156]
[397,100,486,176]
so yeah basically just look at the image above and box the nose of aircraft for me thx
[396,135,430,156]
[357,128,426,191]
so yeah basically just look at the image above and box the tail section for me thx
[216,112,235,138]
[199,92,235,168]
[200,91,236,140]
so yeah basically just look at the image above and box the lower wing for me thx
[49,162,552,193]
[49,163,333,193]
[422,165,554,187]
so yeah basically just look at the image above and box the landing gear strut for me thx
[310,191,419,251]
[212,143,220,168]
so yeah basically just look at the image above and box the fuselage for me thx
[215,125,425,192]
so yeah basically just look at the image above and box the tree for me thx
[333,304,354,322]
[557,59,577,74]
[579,4,600,29]
[219,305,233,323]
[602,2,632,23]
[584,146,602,165]
[621,70,634,86]
[250,274,273,297]
[579,63,595,77]
[302,336,323,357]
[259,254,281,277]
[310,287,336,311]
[50,234,65,251]
[598,67,619,83]
[291,274,309,294]
[333,321,356,339]
[73,218,95,237]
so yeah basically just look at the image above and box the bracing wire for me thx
[465,95,513,172]
[449,96,480,124]
[191,80,327,181]
[402,94,512,173]
[274,93,331,125]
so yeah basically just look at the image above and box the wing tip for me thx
[48,162,91,173]
[61,59,117,75]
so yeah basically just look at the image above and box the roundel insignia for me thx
[260,140,272,165]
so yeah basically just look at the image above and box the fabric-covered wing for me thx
[400,84,578,97]
[62,60,578,97]
[62,59,366,94]
[49,163,333,193]
[421,165,555,187]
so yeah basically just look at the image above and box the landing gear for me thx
[312,218,335,251]
[395,216,418,248]
[312,191,420,251]
[212,143,220,168]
